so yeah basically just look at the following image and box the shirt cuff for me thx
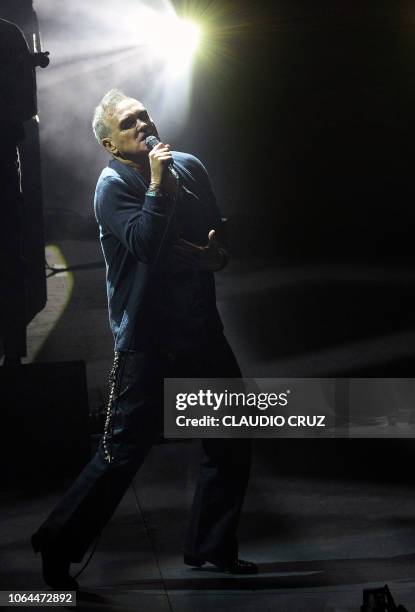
[143,192,170,214]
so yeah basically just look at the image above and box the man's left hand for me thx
[173,229,227,271]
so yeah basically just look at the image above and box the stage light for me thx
[139,13,202,68]
[155,17,201,58]
[36,1,205,144]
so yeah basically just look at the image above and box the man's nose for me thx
[137,118,148,131]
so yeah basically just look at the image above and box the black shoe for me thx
[31,534,79,591]
[184,554,258,575]
[184,555,204,568]
[216,559,258,575]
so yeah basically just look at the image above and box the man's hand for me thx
[148,142,179,197]
[173,229,228,271]
[148,142,173,189]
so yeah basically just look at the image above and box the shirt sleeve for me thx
[95,175,173,264]
[184,154,229,250]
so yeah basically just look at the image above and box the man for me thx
[31,89,255,590]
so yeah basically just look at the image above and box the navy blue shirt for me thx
[94,152,224,351]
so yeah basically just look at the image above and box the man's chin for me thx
[129,149,150,163]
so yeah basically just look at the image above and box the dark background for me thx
[3,0,415,382]
[3,0,415,481]
[30,0,415,259]
[179,0,415,260]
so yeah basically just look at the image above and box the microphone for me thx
[145,135,179,181]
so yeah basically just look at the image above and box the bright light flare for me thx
[36,0,205,154]
[177,19,201,55]
[140,14,202,66]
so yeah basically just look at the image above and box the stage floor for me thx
[2,238,415,610]
[1,440,415,611]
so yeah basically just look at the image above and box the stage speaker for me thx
[1,361,91,489]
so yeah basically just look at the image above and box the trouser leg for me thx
[184,437,252,563]
[33,350,164,562]
[180,334,253,562]
[33,334,252,565]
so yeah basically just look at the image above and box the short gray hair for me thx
[92,88,128,144]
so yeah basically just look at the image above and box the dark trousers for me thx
[34,334,252,564]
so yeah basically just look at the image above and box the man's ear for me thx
[102,138,118,155]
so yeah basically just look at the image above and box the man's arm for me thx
[96,142,177,264]
[175,154,230,271]
[96,176,174,265]
[174,230,229,271]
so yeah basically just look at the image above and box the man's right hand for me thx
[148,142,173,190]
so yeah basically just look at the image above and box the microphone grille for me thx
[145,135,160,150]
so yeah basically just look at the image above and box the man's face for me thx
[102,98,158,162]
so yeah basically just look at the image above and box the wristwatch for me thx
[146,187,163,198]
